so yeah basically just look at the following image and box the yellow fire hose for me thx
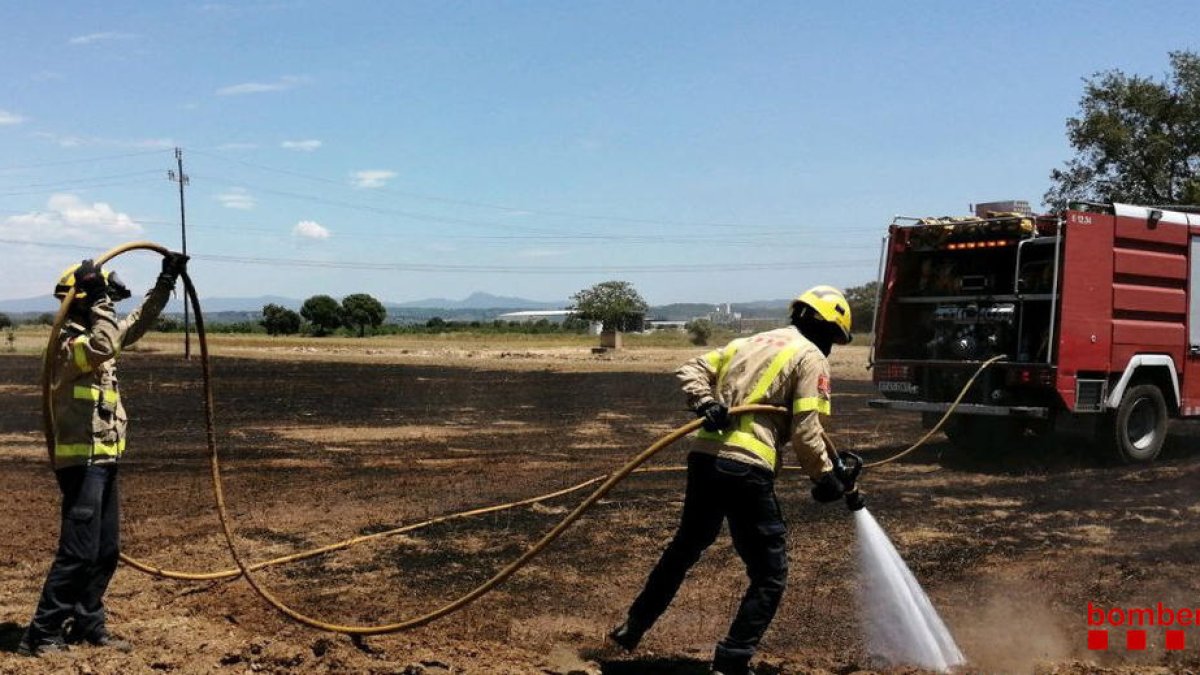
[42,242,1002,633]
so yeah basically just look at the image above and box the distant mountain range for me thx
[0,291,791,322]
[0,291,565,315]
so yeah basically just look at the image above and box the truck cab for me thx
[869,201,1200,462]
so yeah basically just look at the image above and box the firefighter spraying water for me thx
[28,245,976,673]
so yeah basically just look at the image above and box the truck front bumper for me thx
[867,399,1050,419]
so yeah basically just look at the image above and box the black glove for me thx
[695,400,732,432]
[73,259,107,302]
[105,270,132,302]
[161,252,189,277]
[810,471,845,503]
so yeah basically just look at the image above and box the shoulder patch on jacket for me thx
[817,373,831,396]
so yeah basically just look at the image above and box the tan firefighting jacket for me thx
[50,276,173,469]
[677,325,834,479]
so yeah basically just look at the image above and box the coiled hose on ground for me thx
[42,241,1002,634]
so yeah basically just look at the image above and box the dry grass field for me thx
[1,333,1199,673]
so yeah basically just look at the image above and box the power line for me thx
[0,207,882,248]
[0,237,876,274]
[191,174,884,242]
[0,179,162,198]
[193,252,879,274]
[187,147,808,233]
[0,170,163,191]
[190,173,611,236]
[0,150,169,172]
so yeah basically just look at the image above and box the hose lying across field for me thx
[42,241,1002,635]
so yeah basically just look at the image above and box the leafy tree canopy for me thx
[300,295,342,337]
[341,293,386,337]
[686,318,713,346]
[570,280,648,333]
[843,281,879,332]
[261,303,302,336]
[1047,51,1200,209]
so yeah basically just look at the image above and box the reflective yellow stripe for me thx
[703,350,722,370]
[695,340,799,470]
[696,429,777,468]
[54,439,126,459]
[793,397,831,415]
[72,339,92,373]
[72,386,119,405]
[746,344,801,404]
[715,339,745,392]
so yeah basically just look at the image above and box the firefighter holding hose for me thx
[609,285,863,675]
[19,254,186,657]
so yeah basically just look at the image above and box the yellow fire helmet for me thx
[53,263,120,301]
[790,285,852,344]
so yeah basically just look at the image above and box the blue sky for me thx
[2,1,1198,306]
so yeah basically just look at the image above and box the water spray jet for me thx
[855,508,966,672]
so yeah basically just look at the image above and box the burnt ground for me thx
[1,352,1199,674]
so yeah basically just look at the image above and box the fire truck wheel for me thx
[943,416,1022,454]
[1110,383,1168,463]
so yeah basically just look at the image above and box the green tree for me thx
[426,316,447,329]
[300,295,342,337]
[570,280,648,333]
[0,313,11,330]
[844,281,879,333]
[155,315,182,332]
[1047,51,1200,209]
[340,293,386,337]
[686,318,714,346]
[36,313,55,326]
[261,303,302,336]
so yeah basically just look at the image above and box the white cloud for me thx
[351,170,397,189]
[0,109,27,125]
[216,142,259,151]
[0,193,143,243]
[215,188,255,210]
[293,220,330,240]
[35,132,85,148]
[69,32,136,45]
[216,75,310,96]
[33,131,172,149]
[281,139,322,152]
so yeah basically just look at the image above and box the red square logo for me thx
[1088,630,1108,650]
[1127,630,1147,651]
[817,374,831,396]
[1166,630,1186,651]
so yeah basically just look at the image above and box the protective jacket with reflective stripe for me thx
[676,326,834,479]
[51,276,173,468]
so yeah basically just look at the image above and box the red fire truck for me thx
[868,200,1200,462]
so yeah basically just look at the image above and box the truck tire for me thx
[1108,383,1168,463]
[943,416,1022,454]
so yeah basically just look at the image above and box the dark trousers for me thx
[28,464,120,641]
[626,452,788,669]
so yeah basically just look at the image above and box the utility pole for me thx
[167,147,191,359]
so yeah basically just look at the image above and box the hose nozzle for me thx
[834,451,865,511]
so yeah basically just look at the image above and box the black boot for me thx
[711,652,754,675]
[67,624,133,653]
[607,621,644,652]
[17,629,68,657]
